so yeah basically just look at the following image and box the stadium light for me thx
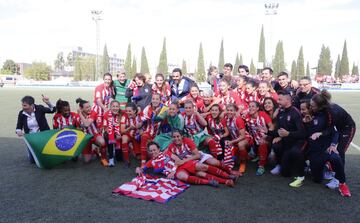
[91,10,103,80]
[264,3,279,67]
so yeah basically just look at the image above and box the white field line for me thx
[351,142,360,152]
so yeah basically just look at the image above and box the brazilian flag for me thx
[23,129,92,169]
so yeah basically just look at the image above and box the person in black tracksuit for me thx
[330,103,356,165]
[306,92,351,196]
[268,91,306,179]
[293,76,320,109]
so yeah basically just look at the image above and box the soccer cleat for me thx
[270,164,281,175]
[225,180,235,187]
[100,158,109,167]
[326,177,339,190]
[251,156,259,163]
[239,161,246,173]
[208,180,219,188]
[289,176,305,187]
[323,171,335,180]
[256,166,265,176]
[338,183,351,197]
[108,158,115,167]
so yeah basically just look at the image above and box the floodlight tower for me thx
[264,3,279,66]
[91,10,103,80]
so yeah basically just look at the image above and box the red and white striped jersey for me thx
[258,92,278,104]
[167,137,196,160]
[140,105,162,137]
[143,152,176,176]
[226,116,248,140]
[92,83,113,116]
[245,111,272,145]
[244,91,260,104]
[120,113,142,137]
[206,115,226,141]
[234,87,246,101]
[79,111,99,135]
[179,95,204,110]
[53,112,80,130]
[152,83,171,106]
[182,113,204,136]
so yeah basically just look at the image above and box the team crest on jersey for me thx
[287,115,291,121]
[313,119,318,125]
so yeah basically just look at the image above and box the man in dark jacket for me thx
[169,68,196,101]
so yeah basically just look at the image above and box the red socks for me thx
[121,142,130,163]
[206,165,230,178]
[186,176,209,185]
[258,144,268,167]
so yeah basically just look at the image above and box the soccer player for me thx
[53,99,80,130]
[179,85,204,110]
[92,73,114,128]
[103,100,122,167]
[244,80,259,104]
[16,95,56,163]
[120,102,142,167]
[263,97,279,121]
[245,101,274,175]
[152,73,171,106]
[225,103,253,174]
[139,94,164,166]
[114,69,131,110]
[267,91,306,187]
[76,98,108,166]
[168,130,236,187]
[257,81,278,104]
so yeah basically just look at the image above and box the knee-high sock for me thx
[100,145,107,159]
[258,144,268,167]
[206,165,230,178]
[132,139,141,155]
[121,142,130,163]
[204,173,228,184]
[140,133,151,162]
[208,139,222,158]
[239,149,248,161]
[186,176,210,185]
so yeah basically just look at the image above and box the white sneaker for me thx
[326,177,339,190]
[271,164,281,175]
[323,171,335,180]
[109,158,115,167]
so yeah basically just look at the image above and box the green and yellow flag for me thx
[23,129,92,169]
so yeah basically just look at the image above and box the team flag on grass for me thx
[112,175,190,203]
[23,129,92,169]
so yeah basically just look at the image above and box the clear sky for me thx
[1,0,359,73]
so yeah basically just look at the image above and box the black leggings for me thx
[309,152,345,183]
[337,126,356,166]
[273,141,305,177]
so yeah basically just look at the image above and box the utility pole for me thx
[91,10,103,80]
[264,3,279,67]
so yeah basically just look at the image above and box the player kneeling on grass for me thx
[135,141,177,179]
[167,130,237,187]
[76,98,108,167]
[302,93,351,197]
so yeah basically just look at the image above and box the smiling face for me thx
[223,66,232,76]
[148,144,160,158]
[155,75,164,88]
[238,68,248,76]
[168,104,178,116]
[258,82,269,96]
[117,72,126,83]
[226,105,237,118]
[278,75,288,88]
[210,105,220,119]
[61,105,71,118]
[125,106,136,118]
[300,102,310,117]
[263,98,274,113]
[22,102,33,113]
[82,102,92,115]
[246,83,256,95]
[172,71,181,84]
[104,75,112,88]
[261,69,272,82]
[110,101,120,115]
[248,102,259,116]
[172,131,183,146]
[190,87,199,98]
[219,81,229,94]
[151,94,161,108]
[135,77,144,87]
[184,102,194,116]
[299,79,312,93]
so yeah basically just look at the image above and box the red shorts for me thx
[82,133,102,155]
[176,160,198,174]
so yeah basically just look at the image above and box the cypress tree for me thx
[181,60,187,75]
[233,53,240,75]
[296,46,305,80]
[101,44,110,76]
[339,40,349,78]
[124,43,132,78]
[250,59,256,75]
[239,54,243,66]
[334,54,341,79]
[140,46,150,74]
[291,60,297,79]
[131,57,137,78]
[306,62,310,76]
[258,25,266,66]
[273,40,285,75]
[157,37,168,75]
[196,42,206,82]
[324,46,333,75]
[218,39,224,73]
[351,63,359,76]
